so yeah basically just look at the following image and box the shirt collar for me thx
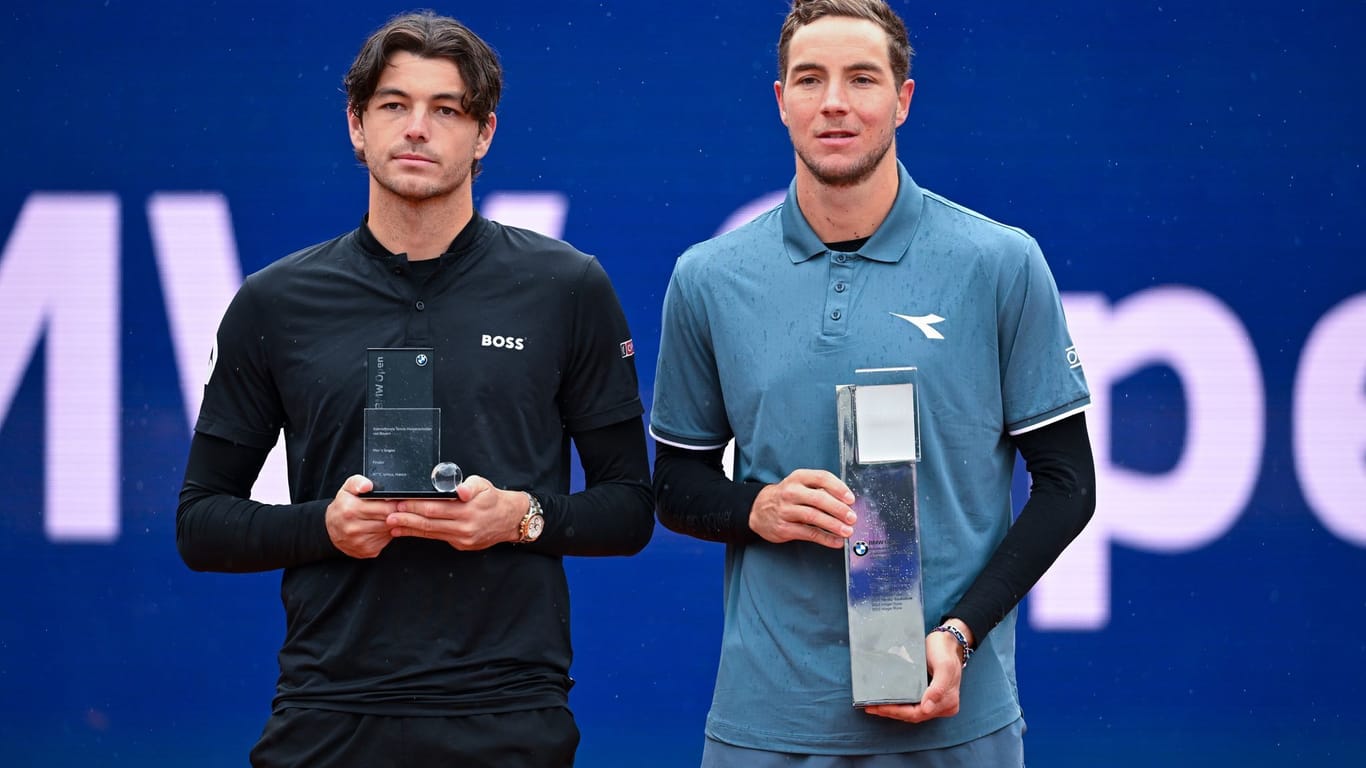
[356,212,491,264]
[781,160,924,264]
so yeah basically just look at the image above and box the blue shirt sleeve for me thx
[650,252,732,450]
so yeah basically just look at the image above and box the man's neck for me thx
[794,156,900,243]
[366,186,473,261]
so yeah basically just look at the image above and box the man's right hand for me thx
[750,468,856,549]
[325,475,400,559]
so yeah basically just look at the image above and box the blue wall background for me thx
[3,1,1364,765]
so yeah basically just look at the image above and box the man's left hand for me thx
[385,474,524,550]
[863,624,970,724]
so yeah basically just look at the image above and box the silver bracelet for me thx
[931,624,973,668]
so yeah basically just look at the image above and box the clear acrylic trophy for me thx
[836,366,926,706]
[361,348,461,498]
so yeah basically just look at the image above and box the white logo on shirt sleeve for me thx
[205,338,218,385]
[1066,345,1082,368]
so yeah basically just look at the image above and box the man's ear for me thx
[474,112,497,160]
[774,81,789,126]
[348,107,366,157]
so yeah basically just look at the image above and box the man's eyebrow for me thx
[373,86,467,103]
[789,61,886,76]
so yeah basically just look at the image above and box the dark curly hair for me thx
[343,11,503,172]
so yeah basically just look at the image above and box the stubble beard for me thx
[368,146,470,203]
[795,129,895,189]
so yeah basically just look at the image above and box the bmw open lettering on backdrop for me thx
[4,189,1362,623]
[1,3,1363,765]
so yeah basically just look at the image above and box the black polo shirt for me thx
[195,214,643,715]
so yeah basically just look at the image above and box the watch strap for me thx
[518,492,544,543]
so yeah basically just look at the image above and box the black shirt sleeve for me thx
[176,431,338,573]
[653,441,763,545]
[557,256,644,433]
[943,412,1097,645]
[528,416,655,557]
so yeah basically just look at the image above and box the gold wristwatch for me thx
[517,492,545,543]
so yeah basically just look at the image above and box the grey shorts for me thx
[699,717,1025,768]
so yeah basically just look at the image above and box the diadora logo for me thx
[890,312,946,340]
[481,334,525,351]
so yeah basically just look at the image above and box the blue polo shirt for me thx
[650,162,1090,753]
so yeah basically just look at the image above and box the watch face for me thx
[527,514,545,541]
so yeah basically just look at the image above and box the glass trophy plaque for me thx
[361,348,460,498]
[836,366,926,706]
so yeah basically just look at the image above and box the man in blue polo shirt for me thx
[650,1,1095,765]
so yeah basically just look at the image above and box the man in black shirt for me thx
[176,12,653,767]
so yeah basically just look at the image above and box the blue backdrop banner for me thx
[2,2,1363,765]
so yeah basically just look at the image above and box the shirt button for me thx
[415,300,426,311]
[834,282,847,293]
[835,253,847,263]
[830,309,842,321]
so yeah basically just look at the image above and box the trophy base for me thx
[358,489,461,499]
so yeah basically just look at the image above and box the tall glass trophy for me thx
[361,348,461,498]
[836,366,926,706]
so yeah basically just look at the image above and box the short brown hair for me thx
[777,0,914,84]
[343,11,503,168]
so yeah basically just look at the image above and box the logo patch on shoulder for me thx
[205,338,218,386]
[1066,345,1082,369]
[619,339,635,358]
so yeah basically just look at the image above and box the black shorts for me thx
[249,706,580,768]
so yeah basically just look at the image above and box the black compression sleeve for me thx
[653,441,764,544]
[943,413,1097,644]
[530,416,655,557]
[176,432,336,573]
